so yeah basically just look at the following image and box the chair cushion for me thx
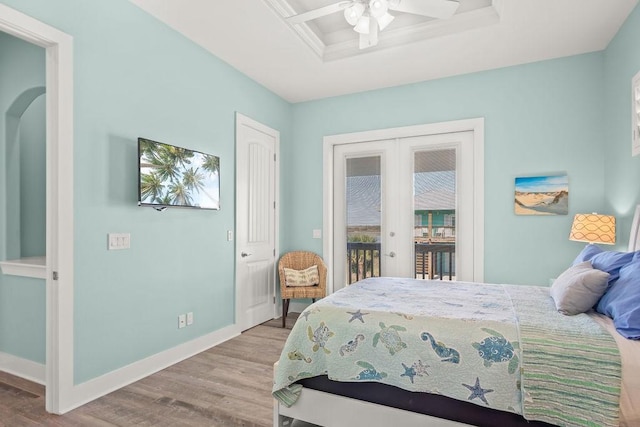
[284,265,320,287]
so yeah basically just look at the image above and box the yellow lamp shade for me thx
[569,213,616,245]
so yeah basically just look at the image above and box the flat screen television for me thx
[138,137,220,210]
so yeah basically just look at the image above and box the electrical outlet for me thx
[178,314,186,329]
[186,312,194,326]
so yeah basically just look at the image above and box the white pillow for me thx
[550,261,610,315]
[284,265,320,287]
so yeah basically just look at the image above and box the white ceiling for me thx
[129,0,638,103]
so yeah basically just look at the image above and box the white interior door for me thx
[235,113,278,331]
[333,131,475,291]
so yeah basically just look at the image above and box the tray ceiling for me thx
[129,0,639,103]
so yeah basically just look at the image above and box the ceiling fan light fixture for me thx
[376,11,394,30]
[344,2,366,26]
[354,15,370,34]
[369,0,388,18]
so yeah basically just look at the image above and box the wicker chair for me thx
[278,251,327,328]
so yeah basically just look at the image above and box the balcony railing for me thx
[415,243,455,281]
[347,242,380,284]
[346,242,455,285]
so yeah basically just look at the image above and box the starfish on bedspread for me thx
[400,360,429,384]
[300,307,319,321]
[346,309,369,323]
[462,377,494,405]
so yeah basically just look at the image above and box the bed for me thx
[273,207,640,427]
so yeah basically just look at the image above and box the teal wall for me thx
[0,0,291,384]
[285,53,607,286]
[19,94,46,257]
[0,32,46,364]
[604,5,640,245]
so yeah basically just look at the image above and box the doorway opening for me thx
[0,4,74,414]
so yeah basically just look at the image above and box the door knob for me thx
[385,251,396,258]
[241,252,252,257]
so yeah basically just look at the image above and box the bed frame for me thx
[273,383,468,427]
[273,205,640,427]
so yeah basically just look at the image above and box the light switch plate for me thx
[312,229,322,239]
[108,233,130,250]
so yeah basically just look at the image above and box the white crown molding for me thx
[263,0,325,58]
[263,0,501,62]
[324,5,501,61]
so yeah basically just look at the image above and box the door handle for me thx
[241,252,252,258]
[385,251,396,258]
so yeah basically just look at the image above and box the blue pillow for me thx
[573,244,635,283]
[596,253,640,339]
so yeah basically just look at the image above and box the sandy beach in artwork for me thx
[515,191,568,215]
[514,175,569,215]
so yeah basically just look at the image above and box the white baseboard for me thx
[62,323,240,413]
[0,351,46,385]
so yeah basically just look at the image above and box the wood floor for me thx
[0,315,298,427]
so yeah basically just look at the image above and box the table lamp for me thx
[569,213,616,245]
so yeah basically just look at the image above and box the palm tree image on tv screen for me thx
[138,138,220,210]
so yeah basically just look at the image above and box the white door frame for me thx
[234,113,279,329]
[0,4,75,414]
[323,118,484,294]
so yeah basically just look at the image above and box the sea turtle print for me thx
[420,332,461,364]
[400,360,429,384]
[339,334,365,356]
[353,361,387,381]
[373,322,407,355]
[307,322,335,354]
[288,350,312,363]
[472,328,520,374]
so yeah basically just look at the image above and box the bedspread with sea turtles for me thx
[273,278,523,415]
[273,278,622,427]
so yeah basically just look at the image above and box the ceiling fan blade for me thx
[359,20,379,49]
[389,0,460,20]
[286,1,352,25]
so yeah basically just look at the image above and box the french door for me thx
[333,131,475,291]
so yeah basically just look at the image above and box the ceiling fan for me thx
[286,0,460,49]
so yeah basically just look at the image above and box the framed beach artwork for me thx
[514,174,568,215]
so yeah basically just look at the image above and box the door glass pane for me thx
[413,149,456,280]
[346,156,381,284]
